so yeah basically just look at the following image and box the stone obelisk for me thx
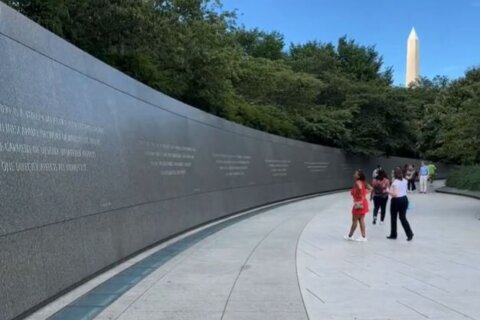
[405,27,420,87]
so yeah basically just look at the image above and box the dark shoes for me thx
[373,219,377,225]
[387,235,414,241]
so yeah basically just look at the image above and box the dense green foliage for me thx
[5,0,479,164]
[446,166,480,191]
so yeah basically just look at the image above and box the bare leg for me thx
[359,216,366,238]
[348,216,359,237]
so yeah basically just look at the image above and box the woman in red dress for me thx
[345,170,370,242]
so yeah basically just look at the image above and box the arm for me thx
[369,180,376,201]
[389,182,397,197]
[352,181,362,202]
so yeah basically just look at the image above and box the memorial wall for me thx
[0,3,448,320]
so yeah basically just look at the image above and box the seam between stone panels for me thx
[0,31,325,151]
[295,212,319,320]
[220,213,295,320]
[110,230,225,320]
[403,287,477,320]
[0,181,344,239]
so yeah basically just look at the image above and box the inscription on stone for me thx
[0,102,104,173]
[265,159,291,177]
[140,140,196,176]
[212,153,251,177]
[304,161,329,173]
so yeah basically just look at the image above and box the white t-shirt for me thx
[391,179,408,197]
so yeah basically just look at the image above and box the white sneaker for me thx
[356,237,368,242]
[379,221,385,225]
[344,235,355,241]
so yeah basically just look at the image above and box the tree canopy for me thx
[5,0,480,164]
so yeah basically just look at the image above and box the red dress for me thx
[351,181,369,215]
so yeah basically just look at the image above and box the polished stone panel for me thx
[0,3,449,320]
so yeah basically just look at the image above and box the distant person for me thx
[405,164,416,192]
[345,170,370,242]
[387,167,414,241]
[419,161,429,193]
[371,169,390,225]
[428,163,437,185]
[372,165,382,179]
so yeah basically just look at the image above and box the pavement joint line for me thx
[298,248,317,259]
[219,213,296,320]
[110,228,229,320]
[375,253,450,280]
[403,287,477,320]
[341,271,371,288]
[397,271,450,293]
[396,300,430,319]
[343,259,370,271]
[447,260,480,271]
[294,211,321,320]
[305,288,325,304]
[301,240,324,251]
[305,267,323,278]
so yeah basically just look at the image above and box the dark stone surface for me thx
[0,3,450,320]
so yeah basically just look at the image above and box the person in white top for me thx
[387,167,414,241]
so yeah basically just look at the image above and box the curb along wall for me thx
[0,3,448,319]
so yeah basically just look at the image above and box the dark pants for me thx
[389,196,413,238]
[408,179,416,191]
[373,195,388,221]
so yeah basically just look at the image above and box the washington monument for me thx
[405,27,420,86]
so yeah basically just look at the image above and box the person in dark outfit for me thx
[387,167,414,241]
[405,164,416,192]
[371,169,390,225]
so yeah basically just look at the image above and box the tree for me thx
[233,28,285,60]
[5,0,478,163]
[428,68,480,164]
[5,0,71,36]
[337,36,392,84]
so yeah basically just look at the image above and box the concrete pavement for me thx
[298,186,480,320]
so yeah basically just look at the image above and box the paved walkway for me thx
[29,184,480,320]
[298,187,480,320]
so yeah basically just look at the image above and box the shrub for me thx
[446,166,480,191]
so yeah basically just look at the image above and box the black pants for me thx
[389,196,413,238]
[408,179,416,191]
[373,195,388,221]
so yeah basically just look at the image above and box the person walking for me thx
[428,163,437,185]
[387,167,414,241]
[371,169,390,225]
[405,164,416,192]
[419,161,429,193]
[345,170,370,242]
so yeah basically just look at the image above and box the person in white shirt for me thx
[387,167,414,241]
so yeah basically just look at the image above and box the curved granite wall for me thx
[0,4,448,320]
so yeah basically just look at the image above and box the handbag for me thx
[354,202,364,209]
